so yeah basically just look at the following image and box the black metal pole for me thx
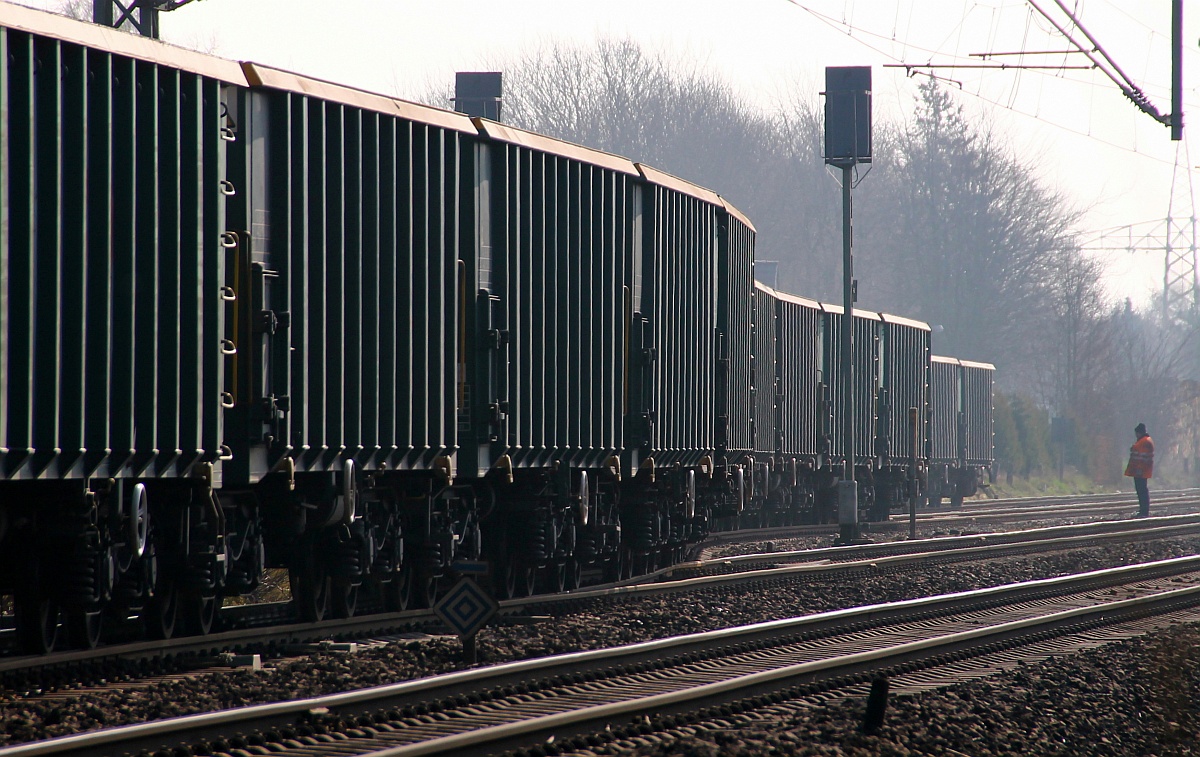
[909,407,919,540]
[1171,0,1183,141]
[838,165,859,543]
[93,1,114,25]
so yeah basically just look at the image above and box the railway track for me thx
[699,489,1200,556]
[4,512,1199,690]
[3,489,1190,666]
[8,555,1200,757]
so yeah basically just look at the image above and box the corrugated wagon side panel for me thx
[751,286,778,458]
[154,65,183,472]
[778,298,822,457]
[929,358,960,463]
[1,27,228,481]
[0,30,8,469]
[175,72,207,468]
[4,32,34,476]
[58,42,87,471]
[356,110,380,462]
[962,363,994,466]
[490,142,629,468]
[263,89,462,472]
[881,321,929,462]
[644,187,717,465]
[855,316,879,461]
[820,311,879,462]
[717,212,754,458]
[131,59,162,474]
[108,53,138,472]
[31,36,66,476]
[78,51,112,472]
[821,312,844,460]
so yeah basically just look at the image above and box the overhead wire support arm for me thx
[1027,0,1175,130]
[969,50,1087,58]
[884,63,1094,72]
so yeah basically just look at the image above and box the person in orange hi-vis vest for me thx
[1124,423,1154,517]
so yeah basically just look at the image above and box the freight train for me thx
[0,5,993,654]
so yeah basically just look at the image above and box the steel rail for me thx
[696,490,1200,550]
[622,517,1200,592]
[685,513,1200,572]
[4,514,1199,680]
[6,555,1200,757]
[357,581,1200,757]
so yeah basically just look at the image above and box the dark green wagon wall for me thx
[928,357,994,466]
[878,316,930,463]
[240,68,474,478]
[634,167,720,468]
[751,284,778,458]
[475,122,636,473]
[0,17,238,481]
[716,204,754,460]
[775,292,823,458]
[928,357,960,463]
[961,360,995,466]
[822,307,881,462]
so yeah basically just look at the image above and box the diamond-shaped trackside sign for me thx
[434,577,498,638]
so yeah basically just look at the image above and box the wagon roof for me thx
[879,312,932,331]
[0,1,247,84]
[474,119,639,174]
[959,358,997,371]
[635,163,722,206]
[721,197,756,233]
[775,289,822,310]
[820,302,882,321]
[243,63,478,134]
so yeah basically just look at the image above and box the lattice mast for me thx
[93,0,200,39]
[1164,140,1198,323]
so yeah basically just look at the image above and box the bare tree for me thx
[471,38,860,299]
[56,0,90,20]
[858,79,1084,373]
[1036,254,1113,408]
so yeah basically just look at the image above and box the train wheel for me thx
[600,551,617,583]
[499,560,519,600]
[144,580,179,640]
[620,547,635,580]
[545,562,567,594]
[416,573,441,608]
[384,566,414,612]
[292,563,330,623]
[566,558,583,591]
[950,495,964,509]
[66,609,103,650]
[638,551,655,577]
[182,593,218,636]
[330,582,358,619]
[519,564,537,597]
[14,590,62,655]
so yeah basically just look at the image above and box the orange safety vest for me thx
[1124,435,1154,479]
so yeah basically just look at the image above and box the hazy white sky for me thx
[16,0,1200,307]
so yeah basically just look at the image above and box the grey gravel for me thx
[598,622,1200,756]
[3,533,1200,750]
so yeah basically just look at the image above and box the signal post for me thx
[822,67,872,545]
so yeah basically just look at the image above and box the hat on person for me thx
[1135,422,1147,435]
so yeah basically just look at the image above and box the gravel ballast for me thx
[597,622,1200,756]
[3,535,1200,750]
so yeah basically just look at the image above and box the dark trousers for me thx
[1134,477,1150,517]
